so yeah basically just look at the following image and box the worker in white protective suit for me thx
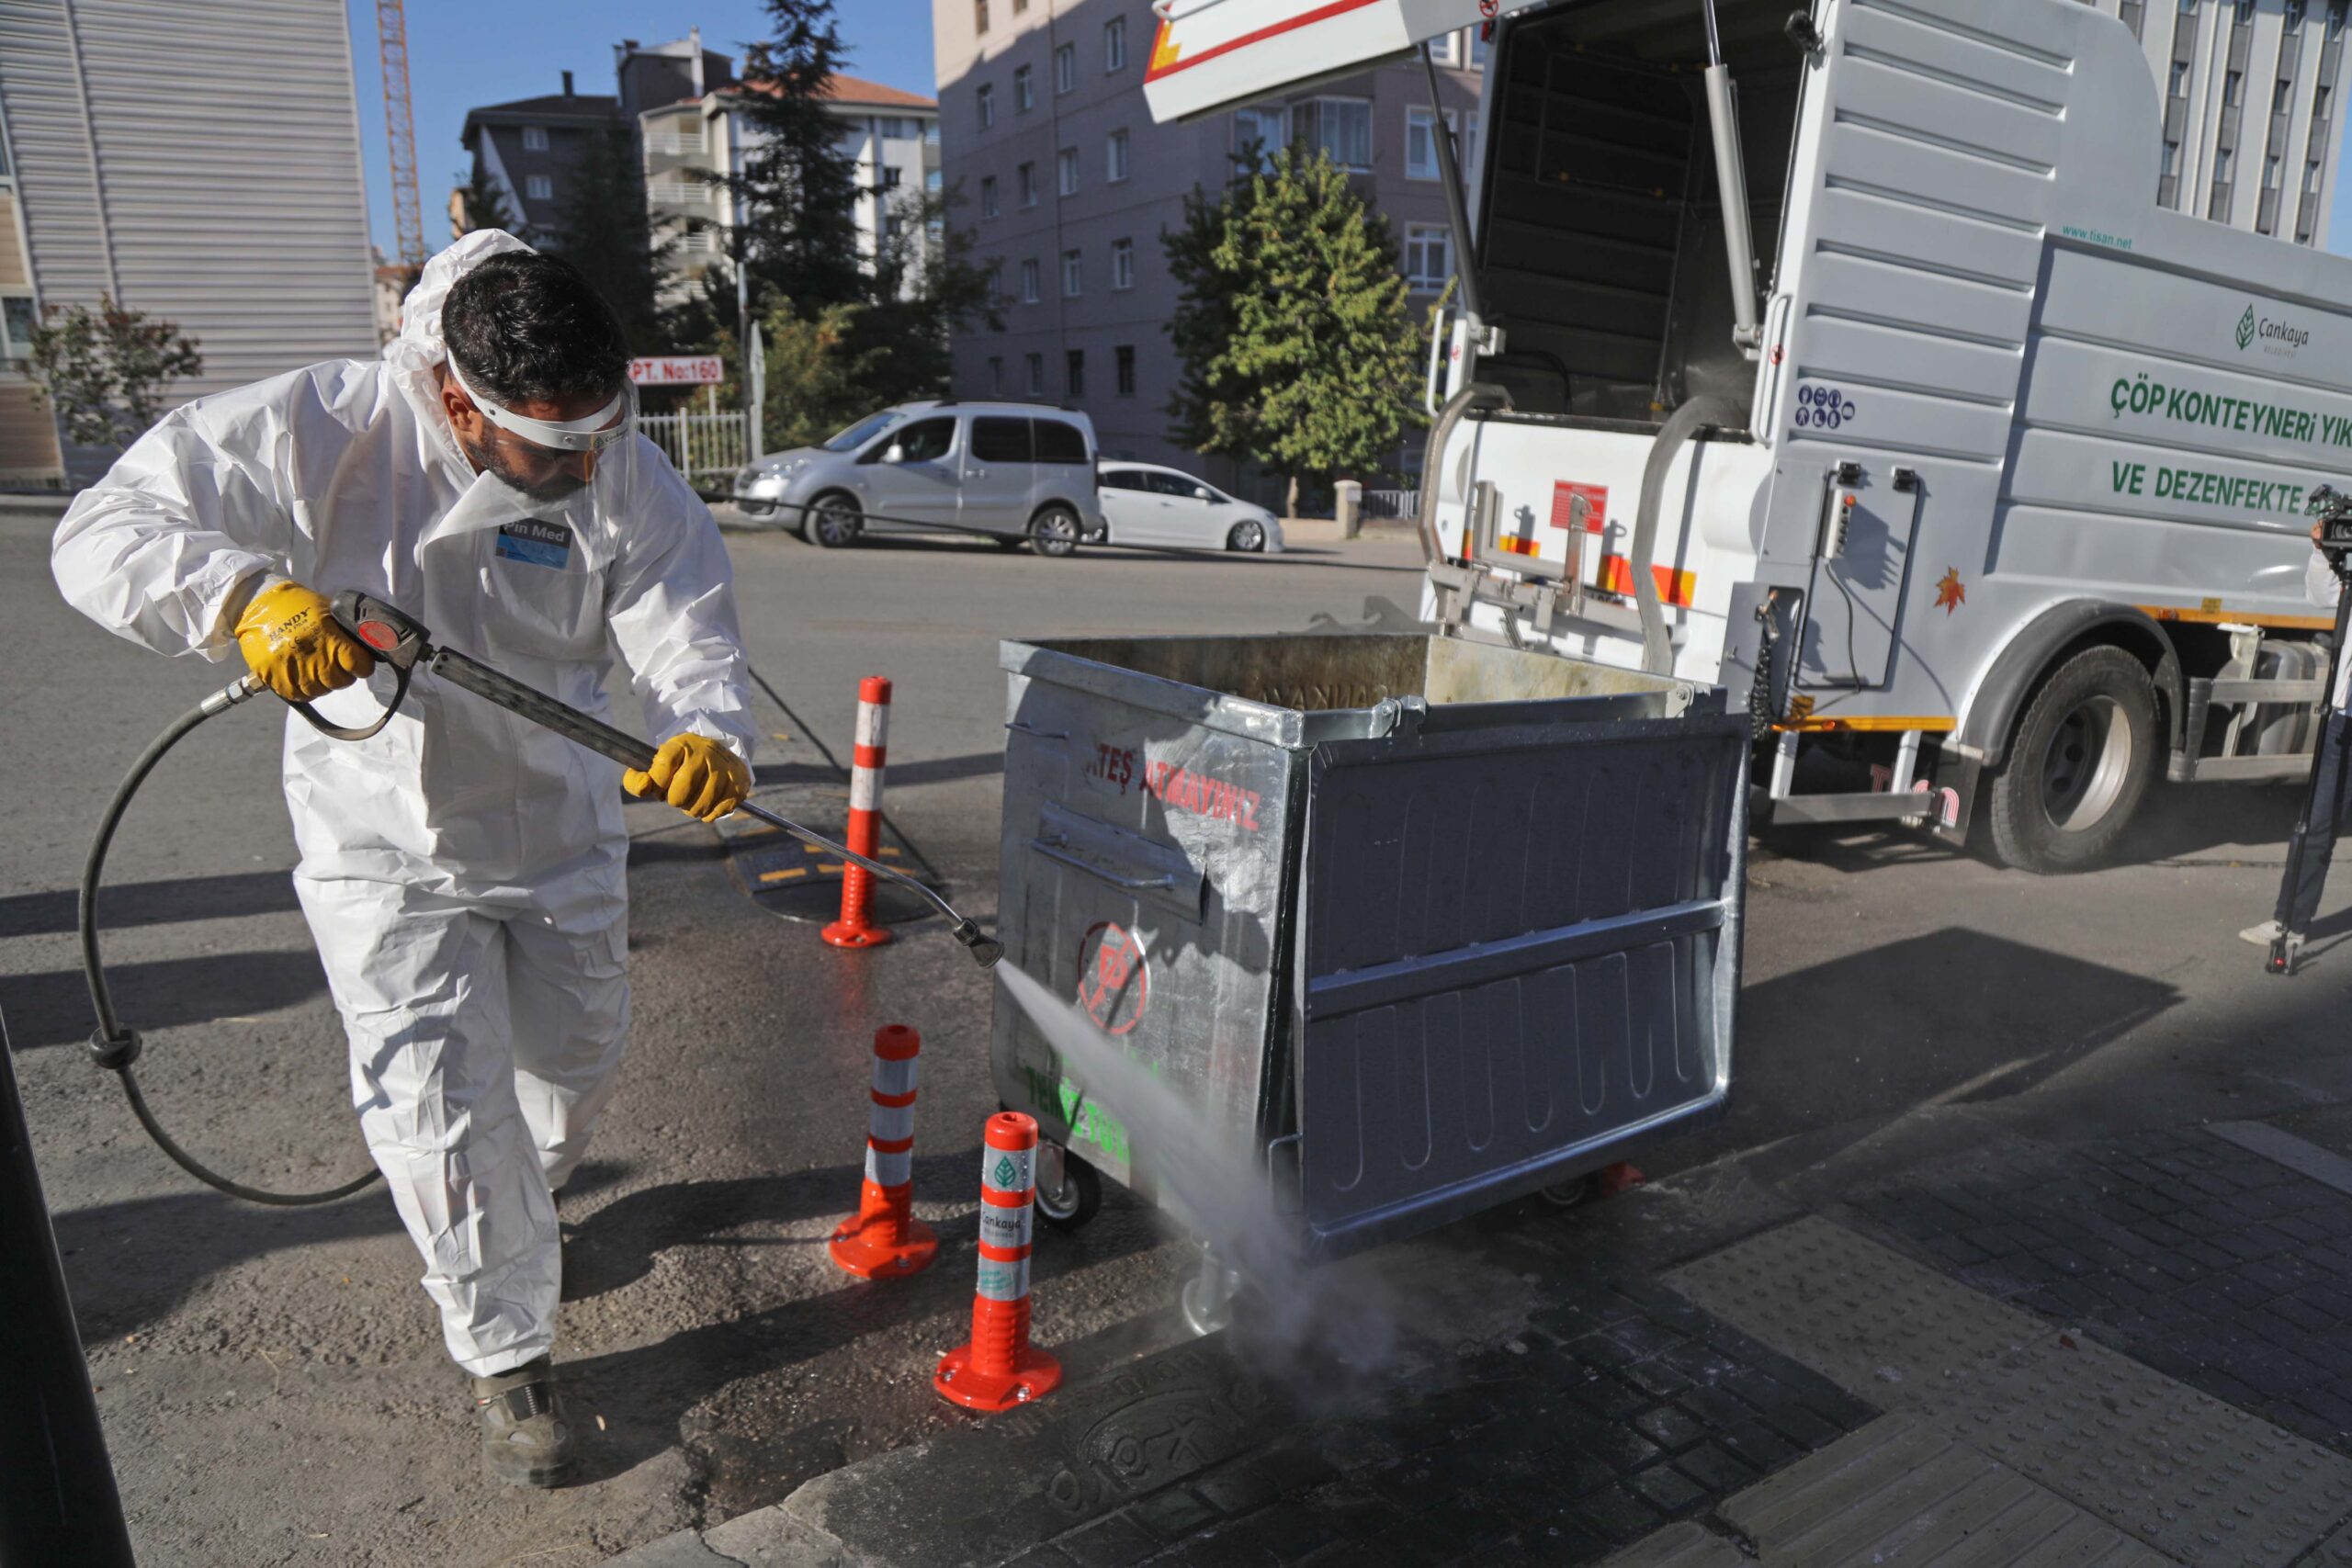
[50,231,754,1487]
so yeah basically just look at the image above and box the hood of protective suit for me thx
[390,227,535,369]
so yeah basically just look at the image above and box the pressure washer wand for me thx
[328,592,1003,968]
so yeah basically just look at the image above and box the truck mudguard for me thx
[1955,601,2183,768]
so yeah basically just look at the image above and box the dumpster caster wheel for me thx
[1541,1174,1599,1209]
[1179,1252,1240,1337]
[1035,1144,1101,1232]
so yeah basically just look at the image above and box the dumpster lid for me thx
[1143,0,1552,124]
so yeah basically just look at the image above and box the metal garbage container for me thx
[991,632,1747,1261]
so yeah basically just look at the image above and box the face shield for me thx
[434,357,643,581]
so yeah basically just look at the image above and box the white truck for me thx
[1144,0,2352,872]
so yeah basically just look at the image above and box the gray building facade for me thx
[933,0,1484,498]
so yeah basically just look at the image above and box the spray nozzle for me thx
[951,919,1004,969]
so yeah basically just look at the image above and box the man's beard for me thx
[459,431,590,502]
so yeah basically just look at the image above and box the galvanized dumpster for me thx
[991,632,1748,1259]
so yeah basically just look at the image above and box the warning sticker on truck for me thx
[1550,481,1607,533]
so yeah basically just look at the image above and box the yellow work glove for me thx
[624,732,751,822]
[234,580,374,703]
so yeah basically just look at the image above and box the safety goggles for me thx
[447,357,633,455]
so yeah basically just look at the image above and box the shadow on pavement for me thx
[0,870,302,940]
[52,1184,401,1338]
[0,949,329,1050]
[1681,926,2182,1176]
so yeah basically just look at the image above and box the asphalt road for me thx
[4,502,2350,1567]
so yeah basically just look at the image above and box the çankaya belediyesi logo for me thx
[2238,300,2312,357]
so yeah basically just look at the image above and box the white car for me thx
[1094,462,1283,553]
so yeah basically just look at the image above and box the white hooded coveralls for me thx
[51,231,755,1375]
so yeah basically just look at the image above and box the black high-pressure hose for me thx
[79,675,382,1206]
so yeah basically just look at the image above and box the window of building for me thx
[927,168,944,194]
[1058,147,1080,195]
[2170,61,2190,97]
[1015,65,1034,112]
[2289,0,2308,25]
[1307,98,1374,171]
[1025,354,1045,396]
[1108,129,1131,182]
[2267,152,2285,188]
[1427,30,1459,66]
[1111,237,1135,289]
[2312,156,2328,193]
[1115,344,1136,396]
[2335,1,2348,37]
[1404,222,1453,290]
[1105,16,1127,71]
[526,174,553,201]
[2237,0,2256,23]
[989,355,1004,395]
[1013,0,1028,10]
[1067,349,1085,397]
[978,83,995,128]
[1235,106,1290,166]
[981,175,1000,217]
[2225,70,2245,105]
[988,262,1006,303]
[883,166,903,189]
[2317,84,2334,120]
[1063,249,1083,296]
[1056,43,1075,94]
[976,0,989,34]
[522,125,548,152]
[1,296,34,357]
[1019,161,1038,206]
[2217,146,2235,181]
[1021,258,1040,303]
[2162,140,2181,176]
[1406,106,1457,181]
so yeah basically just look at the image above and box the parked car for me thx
[731,401,1106,557]
[1095,462,1283,552]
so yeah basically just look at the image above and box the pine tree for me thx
[842,183,1001,403]
[1164,147,1425,514]
[729,0,865,311]
[545,126,669,352]
[453,167,520,238]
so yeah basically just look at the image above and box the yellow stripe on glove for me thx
[625,732,751,822]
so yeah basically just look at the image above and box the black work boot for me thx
[471,1355,575,1487]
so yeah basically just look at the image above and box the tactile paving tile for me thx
[1718,1414,2172,1567]
[1667,1217,2047,1405]
[1600,1520,1748,1568]
[1931,1335,2352,1567]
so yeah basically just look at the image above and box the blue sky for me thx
[347,0,2352,261]
[346,0,936,261]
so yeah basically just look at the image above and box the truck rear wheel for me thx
[1986,645,2157,874]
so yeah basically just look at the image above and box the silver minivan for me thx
[731,401,1106,557]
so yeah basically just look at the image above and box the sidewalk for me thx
[608,1106,2352,1568]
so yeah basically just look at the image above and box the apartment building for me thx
[933,0,1484,491]
[2078,0,2348,244]
[643,69,943,307]
[0,0,375,486]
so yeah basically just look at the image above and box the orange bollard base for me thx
[934,1298,1060,1413]
[933,1339,1061,1413]
[828,1182,936,1278]
[821,918,894,949]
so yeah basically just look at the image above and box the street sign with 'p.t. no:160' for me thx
[628,356,725,386]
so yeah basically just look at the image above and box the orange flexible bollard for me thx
[828,1025,936,1277]
[824,676,894,948]
[934,1111,1061,1412]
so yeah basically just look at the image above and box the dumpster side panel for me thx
[990,664,1298,1188]
[1294,712,1748,1255]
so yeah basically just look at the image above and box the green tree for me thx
[28,295,201,446]
[1163,146,1424,514]
[452,166,520,237]
[728,1,865,311]
[546,126,670,352]
[840,183,1001,404]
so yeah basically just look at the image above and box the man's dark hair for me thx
[441,251,631,405]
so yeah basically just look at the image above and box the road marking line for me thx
[2207,1120,2352,1199]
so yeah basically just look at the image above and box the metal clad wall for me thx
[0,0,375,401]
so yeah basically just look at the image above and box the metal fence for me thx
[1363,488,1419,520]
[641,409,750,486]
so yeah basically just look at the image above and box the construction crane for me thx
[375,0,427,268]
